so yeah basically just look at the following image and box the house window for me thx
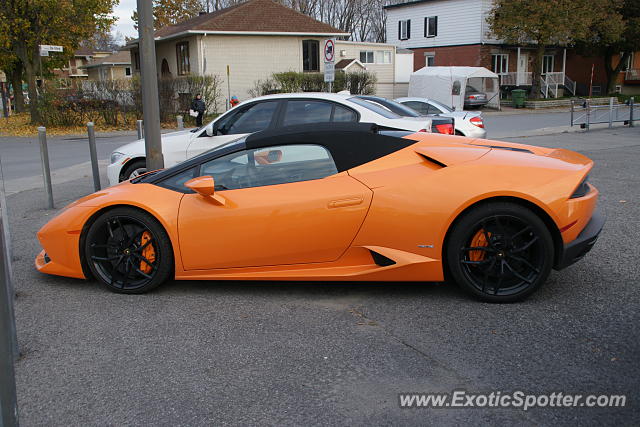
[375,51,391,64]
[360,51,375,64]
[621,53,634,71]
[425,53,435,67]
[542,55,554,74]
[399,20,411,40]
[125,67,132,76]
[424,16,438,38]
[176,42,190,75]
[492,54,509,74]
[303,40,319,72]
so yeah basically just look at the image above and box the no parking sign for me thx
[324,39,335,83]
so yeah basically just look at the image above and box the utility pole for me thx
[136,0,164,171]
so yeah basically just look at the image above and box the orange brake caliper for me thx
[469,229,491,262]
[139,231,156,274]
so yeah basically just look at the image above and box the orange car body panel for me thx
[35,132,599,282]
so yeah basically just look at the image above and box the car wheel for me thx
[446,202,554,302]
[121,159,147,182]
[84,207,173,294]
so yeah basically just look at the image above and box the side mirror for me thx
[205,123,216,137]
[184,176,225,205]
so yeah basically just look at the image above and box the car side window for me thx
[333,105,358,122]
[282,101,357,126]
[404,101,431,115]
[218,101,278,135]
[199,144,338,191]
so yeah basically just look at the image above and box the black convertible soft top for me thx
[245,122,417,172]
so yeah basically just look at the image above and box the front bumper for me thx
[107,162,123,187]
[555,209,605,270]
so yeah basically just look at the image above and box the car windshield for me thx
[359,96,421,117]
[348,97,401,119]
[428,99,453,113]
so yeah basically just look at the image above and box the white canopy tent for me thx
[408,66,500,111]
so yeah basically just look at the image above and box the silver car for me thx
[395,97,487,138]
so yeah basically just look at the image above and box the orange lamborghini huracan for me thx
[35,123,604,302]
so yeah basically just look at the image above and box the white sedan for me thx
[108,93,433,185]
[395,97,487,138]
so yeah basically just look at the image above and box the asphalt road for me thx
[6,126,639,425]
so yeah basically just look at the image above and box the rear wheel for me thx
[84,207,173,294]
[446,202,554,302]
[121,159,147,182]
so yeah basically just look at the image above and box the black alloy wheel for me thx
[447,202,554,302]
[84,207,173,294]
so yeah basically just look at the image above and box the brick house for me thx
[53,48,112,80]
[384,0,640,96]
[82,51,133,81]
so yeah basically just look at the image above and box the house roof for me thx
[335,59,366,71]
[129,0,348,44]
[384,0,437,10]
[82,51,131,68]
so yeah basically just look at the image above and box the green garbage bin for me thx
[512,89,526,108]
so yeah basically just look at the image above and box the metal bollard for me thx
[570,100,574,127]
[585,99,591,131]
[630,97,635,127]
[38,127,54,209]
[177,115,184,130]
[136,119,144,140]
[0,206,19,426]
[87,122,101,192]
[609,97,614,128]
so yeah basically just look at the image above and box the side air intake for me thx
[369,250,396,267]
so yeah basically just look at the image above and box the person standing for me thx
[191,94,206,127]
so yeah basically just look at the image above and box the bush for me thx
[248,71,377,97]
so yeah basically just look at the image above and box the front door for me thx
[177,144,373,270]
[518,52,529,85]
[186,100,280,159]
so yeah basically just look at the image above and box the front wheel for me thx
[84,207,173,294]
[121,159,147,182]
[446,202,554,302]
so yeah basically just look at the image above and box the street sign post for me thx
[39,45,63,57]
[324,39,336,91]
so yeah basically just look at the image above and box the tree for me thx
[84,26,123,52]
[487,0,612,99]
[132,0,204,30]
[0,52,25,112]
[0,0,117,123]
[576,0,639,94]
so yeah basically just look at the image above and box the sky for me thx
[112,0,139,41]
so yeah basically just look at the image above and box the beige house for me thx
[334,40,413,99]
[83,51,132,81]
[126,0,412,108]
[54,48,112,79]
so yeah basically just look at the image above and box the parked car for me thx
[464,86,488,108]
[37,122,603,302]
[355,95,455,135]
[395,97,487,138]
[107,93,433,185]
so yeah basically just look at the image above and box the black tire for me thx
[84,207,173,294]
[455,130,465,136]
[446,202,554,303]
[121,159,147,182]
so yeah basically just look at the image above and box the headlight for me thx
[570,175,590,198]
[110,151,125,164]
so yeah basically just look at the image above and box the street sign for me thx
[39,45,63,57]
[324,39,336,84]
[324,62,335,83]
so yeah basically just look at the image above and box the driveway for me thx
[7,127,639,424]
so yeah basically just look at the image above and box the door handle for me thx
[328,197,363,208]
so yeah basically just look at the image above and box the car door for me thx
[186,100,280,158]
[177,144,372,270]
